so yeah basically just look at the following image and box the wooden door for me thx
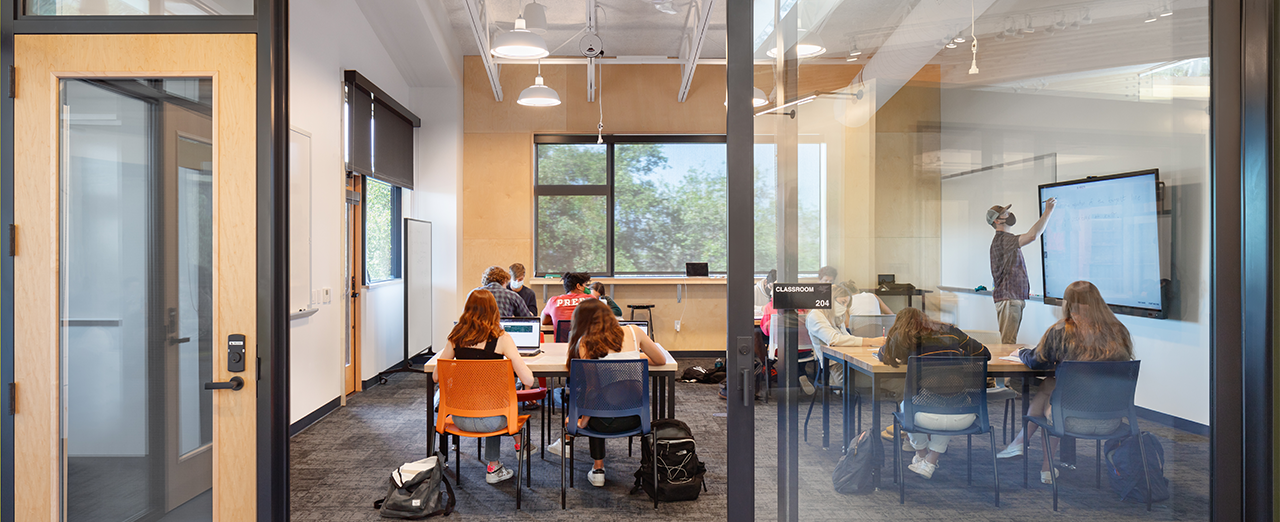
[14,34,257,521]
[345,175,363,396]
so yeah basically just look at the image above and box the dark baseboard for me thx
[289,396,340,437]
[1137,406,1210,437]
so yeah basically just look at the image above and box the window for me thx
[534,136,726,275]
[363,178,400,283]
[753,142,826,274]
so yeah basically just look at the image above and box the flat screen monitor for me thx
[500,317,542,349]
[1038,169,1165,318]
[619,320,650,337]
[685,262,709,277]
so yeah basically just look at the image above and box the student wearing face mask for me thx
[805,285,885,387]
[508,263,538,316]
[987,199,1056,344]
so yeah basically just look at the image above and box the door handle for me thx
[168,336,191,345]
[742,369,752,407]
[204,376,244,391]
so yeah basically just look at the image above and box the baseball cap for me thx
[986,204,1012,227]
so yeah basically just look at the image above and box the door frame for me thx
[0,2,290,521]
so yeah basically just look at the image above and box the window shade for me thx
[348,85,374,176]
[373,99,415,190]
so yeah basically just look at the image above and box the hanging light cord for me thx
[597,61,605,143]
[969,0,980,74]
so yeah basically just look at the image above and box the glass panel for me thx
[536,143,607,185]
[745,0,1211,518]
[28,0,252,15]
[536,195,607,274]
[364,178,396,283]
[60,78,213,522]
[614,142,727,273]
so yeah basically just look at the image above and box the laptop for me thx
[500,317,543,356]
[685,262,709,277]
[619,320,650,337]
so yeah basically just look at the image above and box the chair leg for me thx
[569,437,575,489]
[804,383,819,443]
[560,435,566,510]
[1095,440,1102,489]
[477,437,482,462]
[516,432,523,510]
[629,435,634,457]
[896,417,905,505]
[1042,429,1059,511]
[989,430,1000,507]
[1002,399,1011,445]
[455,434,462,488]
[1137,433,1153,512]
[526,424,533,487]
[1022,416,1030,489]
[652,434,659,509]
[967,434,973,486]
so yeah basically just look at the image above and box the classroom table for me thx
[422,342,680,456]
[816,343,1052,488]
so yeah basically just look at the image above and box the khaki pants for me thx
[996,299,1025,344]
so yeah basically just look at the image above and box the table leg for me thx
[822,362,830,449]
[426,374,437,455]
[667,374,676,419]
[871,373,881,488]
[651,375,660,420]
[842,359,851,452]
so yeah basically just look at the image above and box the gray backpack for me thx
[373,454,455,519]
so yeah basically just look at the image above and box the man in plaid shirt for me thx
[476,266,534,317]
[987,199,1056,344]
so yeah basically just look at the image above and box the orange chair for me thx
[436,358,532,509]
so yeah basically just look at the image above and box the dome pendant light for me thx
[517,60,561,107]
[522,1,548,35]
[491,15,549,59]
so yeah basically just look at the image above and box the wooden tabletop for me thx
[817,343,1039,375]
[422,342,679,374]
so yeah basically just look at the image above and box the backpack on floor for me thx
[632,419,708,502]
[1104,431,1170,503]
[832,430,882,495]
[373,453,455,519]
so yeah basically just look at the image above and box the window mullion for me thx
[607,142,615,277]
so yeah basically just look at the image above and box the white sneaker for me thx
[588,468,606,487]
[799,375,815,394]
[912,454,940,469]
[547,436,567,457]
[996,443,1024,459]
[907,459,937,479]
[486,464,515,484]
[1040,469,1059,484]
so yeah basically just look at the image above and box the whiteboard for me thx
[288,128,312,312]
[405,219,433,357]
[940,154,1055,293]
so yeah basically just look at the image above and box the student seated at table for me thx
[475,265,533,317]
[590,282,623,317]
[805,285,886,388]
[541,272,595,329]
[878,307,991,479]
[508,262,539,317]
[433,289,537,485]
[996,280,1134,483]
[546,299,666,487]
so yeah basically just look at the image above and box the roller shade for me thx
[373,99,414,190]
[348,85,374,176]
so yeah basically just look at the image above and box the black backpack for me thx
[373,453,456,519]
[632,419,708,502]
[832,430,883,495]
[1104,431,1170,503]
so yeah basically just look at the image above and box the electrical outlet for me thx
[322,287,332,304]
[674,320,681,332]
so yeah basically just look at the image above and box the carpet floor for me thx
[290,359,1209,521]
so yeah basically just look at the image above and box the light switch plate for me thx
[322,287,332,304]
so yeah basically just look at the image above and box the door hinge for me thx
[8,65,15,99]
[8,224,16,256]
[8,382,15,415]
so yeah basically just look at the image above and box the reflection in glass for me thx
[364,178,398,283]
[537,195,607,274]
[28,0,252,15]
[60,78,213,522]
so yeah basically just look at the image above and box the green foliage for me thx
[365,179,395,282]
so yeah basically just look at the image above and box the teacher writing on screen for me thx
[987,198,1056,344]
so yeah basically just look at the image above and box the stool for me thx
[627,304,656,341]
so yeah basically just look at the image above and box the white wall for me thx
[411,86,462,356]
[288,0,461,424]
[940,88,1211,425]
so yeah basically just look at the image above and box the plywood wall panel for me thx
[461,132,533,240]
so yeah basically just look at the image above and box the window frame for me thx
[361,176,401,284]
[533,134,727,277]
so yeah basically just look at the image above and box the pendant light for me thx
[491,15,549,59]
[517,60,560,107]
[724,87,771,108]
[522,1,547,35]
[767,31,826,58]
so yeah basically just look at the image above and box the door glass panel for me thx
[27,0,252,15]
[60,78,213,522]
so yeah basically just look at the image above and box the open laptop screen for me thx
[500,317,542,349]
[618,320,649,337]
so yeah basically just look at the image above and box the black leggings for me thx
[587,415,642,460]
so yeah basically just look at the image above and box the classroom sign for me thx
[773,283,832,310]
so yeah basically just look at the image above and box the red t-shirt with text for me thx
[541,292,595,326]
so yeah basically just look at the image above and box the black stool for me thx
[627,304,656,341]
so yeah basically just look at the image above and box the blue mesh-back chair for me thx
[561,359,654,509]
[1024,360,1150,512]
[555,320,572,343]
[893,356,999,506]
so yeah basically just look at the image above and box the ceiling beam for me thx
[462,0,503,101]
[677,0,715,102]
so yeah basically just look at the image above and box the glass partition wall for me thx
[747,0,1211,519]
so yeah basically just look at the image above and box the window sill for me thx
[363,278,402,289]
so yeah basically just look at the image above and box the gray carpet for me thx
[290,359,1209,521]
